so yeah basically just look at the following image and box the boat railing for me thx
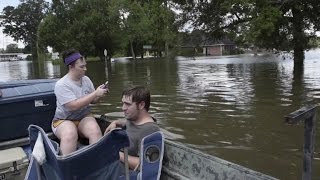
[285,105,317,180]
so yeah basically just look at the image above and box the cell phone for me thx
[102,81,109,89]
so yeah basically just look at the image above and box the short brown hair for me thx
[122,86,150,111]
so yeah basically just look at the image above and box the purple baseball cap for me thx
[64,52,83,65]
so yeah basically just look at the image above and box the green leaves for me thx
[179,0,319,62]
[1,0,49,58]
[37,0,179,58]
[2,0,178,59]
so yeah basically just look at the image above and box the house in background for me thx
[51,52,59,60]
[202,39,236,56]
[179,31,236,56]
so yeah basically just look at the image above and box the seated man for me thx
[104,86,160,170]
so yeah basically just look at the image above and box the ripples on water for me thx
[1,49,320,179]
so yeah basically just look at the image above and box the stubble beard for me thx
[125,112,139,122]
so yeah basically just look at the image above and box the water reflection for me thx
[1,49,320,179]
[0,60,64,81]
[0,61,33,80]
[43,61,62,79]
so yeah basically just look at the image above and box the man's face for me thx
[122,95,140,121]
[71,58,87,77]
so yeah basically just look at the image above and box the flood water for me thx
[1,49,320,179]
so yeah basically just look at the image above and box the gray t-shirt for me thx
[125,119,160,157]
[53,75,95,121]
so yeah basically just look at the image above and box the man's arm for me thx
[119,151,140,170]
[104,119,126,134]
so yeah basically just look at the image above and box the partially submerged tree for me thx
[0,0,49,59]
[106,0,178,59]
[179,0,320,66]
[38,0,127,59]
[38,0,178,59]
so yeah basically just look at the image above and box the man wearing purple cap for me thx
[52,48,108,155]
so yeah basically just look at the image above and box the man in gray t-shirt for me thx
[125,117,159,157]
[52,48,108,155]
[104,86,160,170]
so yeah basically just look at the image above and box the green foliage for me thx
[2,0,178,59]
[38,0,178,59]
[25,55,33,61]
[39,0,113,55]
[0,0,49,58]
[38,0,123,57]
[85,56,101,62]
[179,0,320,62]
[37,52,50,61]
[229,48,244,55]
[5,44,23,53]
[308,36,320,48]
[2,0,318,64]
[52,59,62,65]
[177,47,195,56]
[111,0,178,58]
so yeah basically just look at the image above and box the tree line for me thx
[1,0,319,66]
[0,44,24,53]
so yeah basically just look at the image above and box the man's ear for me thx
[138,101,145,110]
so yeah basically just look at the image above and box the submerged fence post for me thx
[285,105,317,180]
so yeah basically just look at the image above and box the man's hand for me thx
[119,151,140,170]
[104,121,117,134]
[104,119,126,134]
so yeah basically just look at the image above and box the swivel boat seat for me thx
[119,131,164,180]
[25,125,129,180]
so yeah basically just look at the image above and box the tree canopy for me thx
[36,0,178,59]
[179,0,320,64]
[5,43,22,53]
[1,0,319,65]
[0,0,49,59]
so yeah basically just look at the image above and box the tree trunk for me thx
[253,46,258,56]
[292,5,305,68]
[141,45,144,59]
[130,40,136,60]
[30,39,38,61]
[164,0,169,57]
[165,41,169,57]
[293,47,304,67]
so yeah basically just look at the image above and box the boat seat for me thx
[25,125,129,180]
[119,131,164,180]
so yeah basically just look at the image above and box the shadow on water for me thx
[1,50,320,179]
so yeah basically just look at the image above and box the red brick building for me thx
[203,43,236,56]
[180,31,236,56]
